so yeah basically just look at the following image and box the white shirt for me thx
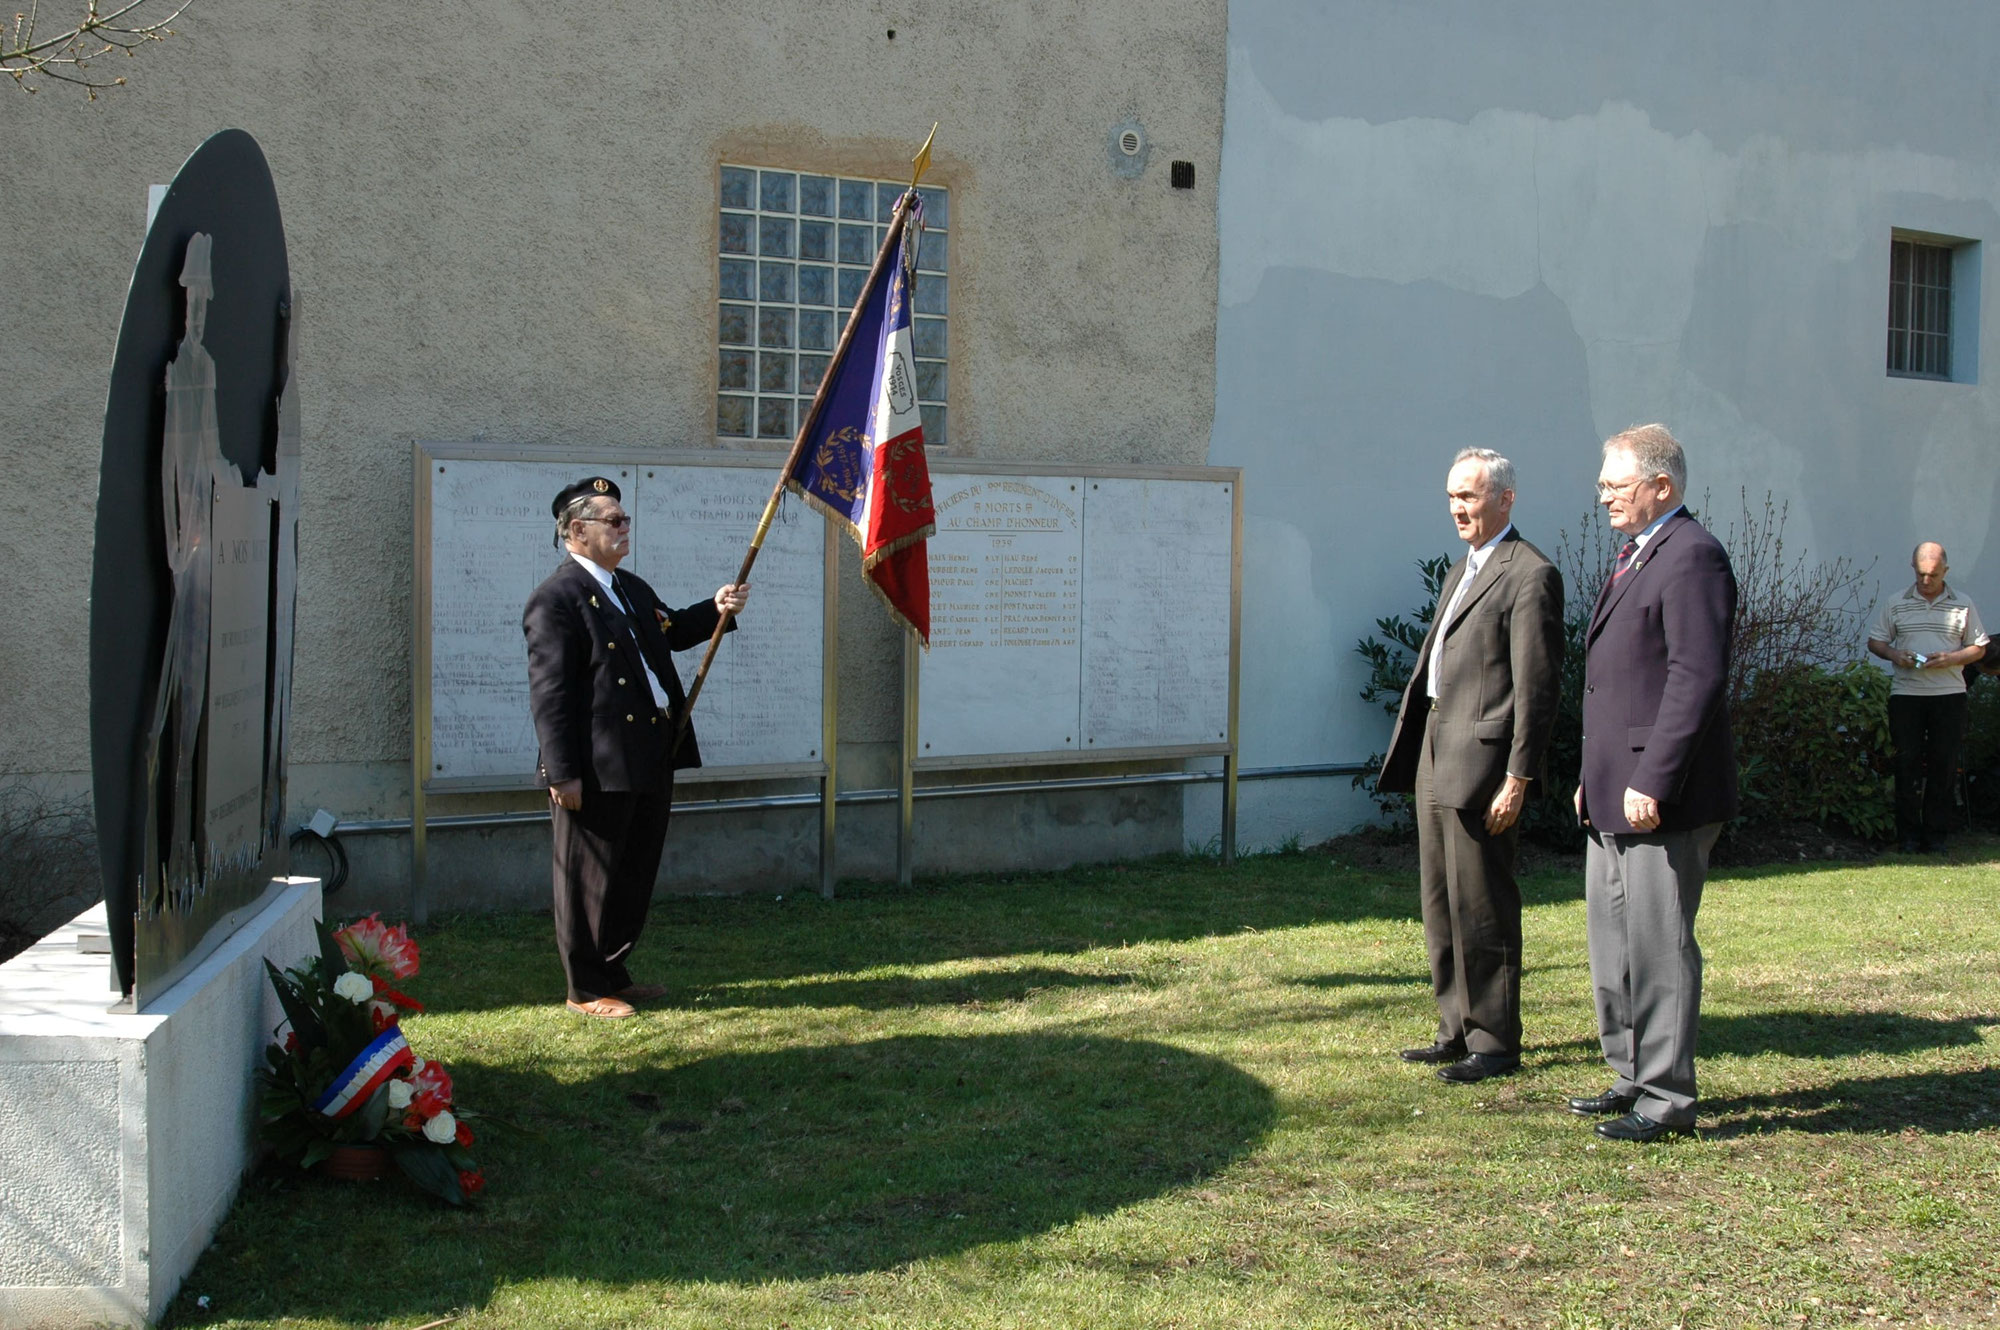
[1627,505,1681,558]
[570,552,672,709]
[1428,523,1513,699]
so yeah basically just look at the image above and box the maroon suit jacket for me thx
[1579,510,1738,834]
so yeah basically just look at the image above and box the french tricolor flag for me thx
[786,192,936,643]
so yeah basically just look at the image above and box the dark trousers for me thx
[1414,743,1522,1056]
[1887,692,1967,844]
[550,783,674,1001]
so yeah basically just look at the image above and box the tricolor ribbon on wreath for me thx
[310,1026,414,1119]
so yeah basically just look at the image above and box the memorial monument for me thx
[0,128,318,1327]
[90,127,300,1007]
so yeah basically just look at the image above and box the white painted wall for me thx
[1211,1,2000,849]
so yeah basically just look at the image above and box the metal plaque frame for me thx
[901,458,1244,875]
[411,442,839,915]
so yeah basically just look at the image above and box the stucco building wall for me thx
[0,0,1226,902]
[1209,1,2000,849]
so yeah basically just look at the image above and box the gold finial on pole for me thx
[910,122,938,188]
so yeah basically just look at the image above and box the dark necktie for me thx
[1609,539,1640,585]
[605,573,636,621]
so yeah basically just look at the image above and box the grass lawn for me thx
[172,842,2000,1329]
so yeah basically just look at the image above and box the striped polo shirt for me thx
[1868,583,1989,696]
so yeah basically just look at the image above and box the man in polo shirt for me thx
[1867,542,1989,853]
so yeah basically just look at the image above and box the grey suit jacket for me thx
[1378,530,1566,810]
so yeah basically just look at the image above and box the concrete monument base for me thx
[0,879,322,1328]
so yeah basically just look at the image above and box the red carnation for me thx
[370,977,425,1014]
[455,1121,475,1147]
[410,1058,454,1118]
[457,1169,486,1199]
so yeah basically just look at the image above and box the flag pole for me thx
[673,128,937,755]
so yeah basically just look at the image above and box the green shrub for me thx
[1730,661,1893,839]
[1349,555,1451,834]
[1959,677,2000,826]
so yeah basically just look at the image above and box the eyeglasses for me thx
[1595,477,1655,500]
[577,514,632,530]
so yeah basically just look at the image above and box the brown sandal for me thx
[565,995,636,1019]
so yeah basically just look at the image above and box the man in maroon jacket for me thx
[1571,425,1737,1142]
[524,477,750,1019]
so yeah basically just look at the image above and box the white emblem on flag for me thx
[886,350,917,416]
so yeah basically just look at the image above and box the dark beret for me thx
[551,476,620,519]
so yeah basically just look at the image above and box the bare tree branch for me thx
[5,0,192,98]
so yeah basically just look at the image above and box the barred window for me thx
[717,166,949,447]
[1888,238,1953,379]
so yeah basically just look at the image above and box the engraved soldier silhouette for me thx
[146,233,230,910]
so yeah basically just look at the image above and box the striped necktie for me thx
[1609,539,1640,585]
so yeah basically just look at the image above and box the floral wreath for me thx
[259,914,484,1205]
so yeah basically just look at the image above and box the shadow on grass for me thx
[1703,1066,2000,1137]
[1519,1010,1995,1073]
[1700,1009,1996,1058]
[182,1033,1276,1322]
[1290,970,1428,991]
[418,857,1444,1015]
[693,964,1141,1010]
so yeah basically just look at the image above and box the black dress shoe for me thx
[1398,1041,1466,1064]
[1594,1110,1694,1143]
[1436,1051,1520,1083]
[1567,1089,1638,1117]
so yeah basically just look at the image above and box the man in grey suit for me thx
[1572,425,1737,1142]
[1379,449,1565,1084]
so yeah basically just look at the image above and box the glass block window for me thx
[1888,238,1952,379]
[718,165,950,447]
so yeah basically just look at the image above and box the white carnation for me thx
[422,1109,457,1144]
[386,1079,414,1110]
[332,971,374,1004]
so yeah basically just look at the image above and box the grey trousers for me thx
[1583,822,1721,1126]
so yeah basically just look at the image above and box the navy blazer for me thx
[1579,510,1738,834]
[522,559,731,792]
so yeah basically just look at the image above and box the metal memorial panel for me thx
[1079,477,1235,751]
[918,474,1085,759]
[417,448,827,789]
[625,463,826,768]
[91,130,297,1005]
[916,466,1238,767]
